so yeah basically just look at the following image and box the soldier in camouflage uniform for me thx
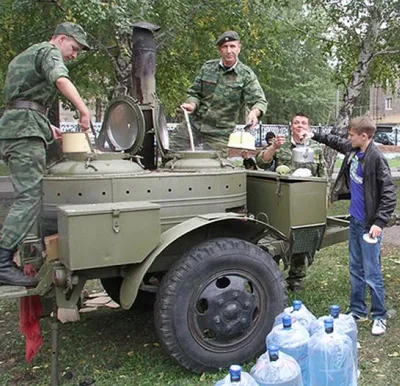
[256,113,327,291]
[0,22,91,286]
[171,31,267,155]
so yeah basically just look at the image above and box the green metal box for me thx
[57,201,161,270]
[246,171,327,237]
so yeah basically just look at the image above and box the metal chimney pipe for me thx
[131,22,161,169]
[131,22,160,104]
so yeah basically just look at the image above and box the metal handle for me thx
[84,130,95,153]
[182,108,195,151]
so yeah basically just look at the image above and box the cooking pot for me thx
[292,144,314,163]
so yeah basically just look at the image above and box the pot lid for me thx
[153,99,169,158]
[98,95,145,153]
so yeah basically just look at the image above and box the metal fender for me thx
[120,213,286,309]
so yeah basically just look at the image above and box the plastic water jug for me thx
[267,315,310,386]
[308,317,357,385]
[273,300,316,334]
[250,345,303,386]
[309,305,358,371]
[215,364,260,385]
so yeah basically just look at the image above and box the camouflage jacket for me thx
[0,42,70,145]
[256,137,327,178]
[187,59,267,132]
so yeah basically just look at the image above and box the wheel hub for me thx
[192,274,261,347]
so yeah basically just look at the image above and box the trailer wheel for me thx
[101,277,155,310]
[154,237,286,373]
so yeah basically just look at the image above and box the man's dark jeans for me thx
[349,216,386,319]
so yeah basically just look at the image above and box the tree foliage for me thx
[1,0,399,135]
[0,0,340,124]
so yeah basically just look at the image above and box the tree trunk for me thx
[325,10,380,177]
[95,98,103,122]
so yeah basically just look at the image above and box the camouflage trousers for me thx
[287,253,308,285]
[169,119,232,158]
[0,138,45,250]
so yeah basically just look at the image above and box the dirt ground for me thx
[382,225,400,247]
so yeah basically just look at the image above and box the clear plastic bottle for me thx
[308,317,357,385]
[215,364,260,385]
[273,300,316,334]
[309,305,358,372]
[250,345,303,386]
[266,314,310,386]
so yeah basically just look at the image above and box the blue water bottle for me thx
[215,364,260,385]
[309,304,358,372]
[250,345,303,386]
[273,300,316,334]
[266,314,310,386]
[308,317,357,385]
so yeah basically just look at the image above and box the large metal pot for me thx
[292,144,314,163]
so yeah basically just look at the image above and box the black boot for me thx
[0,247,38,287]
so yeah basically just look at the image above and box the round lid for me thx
[292,300,302,311]
[100,95,145,153]
[282,314,292,328]
[153,99,169,158]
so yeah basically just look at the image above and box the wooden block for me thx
[44,234,59,262]
[57,307,80,323]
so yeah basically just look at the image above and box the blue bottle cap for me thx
[324,316,334,333]
[330,305,340,318]
[268,345,279,361]
[292,300,302,311]
[282,314,292,328]
[229,365,242,382]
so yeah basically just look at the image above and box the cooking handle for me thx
[243,123,252,131]
[84,125,95,153]
[182,107,195,151]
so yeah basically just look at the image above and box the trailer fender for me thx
[120,213,285,309]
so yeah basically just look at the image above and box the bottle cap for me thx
[268,345,279,361]
[330,305,340,318]
[282,314,292,328]
[293,300,302,311]
[324,316,334,333]
[229,365,242,382]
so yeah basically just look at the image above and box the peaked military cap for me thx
[54,22,90,50]
[216,31,240,46]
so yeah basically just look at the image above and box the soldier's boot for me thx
[0,247,38,287]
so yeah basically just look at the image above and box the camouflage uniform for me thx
[0,42,69,250]
[171,59,267,155]
[256,136,327,290]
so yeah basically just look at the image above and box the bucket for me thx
[227,130,256,151]
[62,132,92,153]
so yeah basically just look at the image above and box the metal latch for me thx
[112,209,120,233]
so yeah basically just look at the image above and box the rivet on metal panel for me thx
[112,209,121,233]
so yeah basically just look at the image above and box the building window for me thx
[385,97,392,110]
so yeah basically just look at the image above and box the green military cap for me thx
[216,31,240,46]
[54,22,90,50]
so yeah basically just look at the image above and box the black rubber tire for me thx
[100,276,156,310]
[154,237,286,373]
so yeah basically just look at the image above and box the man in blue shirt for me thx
[310,116,396,336]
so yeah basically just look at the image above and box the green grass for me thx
[2,242,400,385]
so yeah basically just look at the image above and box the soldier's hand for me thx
[50,125,63,140]
[180,102,196,113]
[246,109,260,129]
[273,134,285,149]
[78,110,90,133]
